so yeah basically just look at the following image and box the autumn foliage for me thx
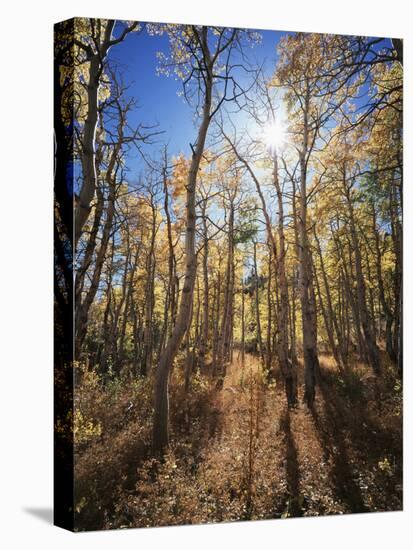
[54,19,403,530]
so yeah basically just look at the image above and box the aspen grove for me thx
[54,20,403,529]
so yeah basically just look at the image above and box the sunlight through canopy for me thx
[262,121,286,151]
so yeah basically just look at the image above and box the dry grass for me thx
[73,352,402,530]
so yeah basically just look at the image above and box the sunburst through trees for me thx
[54,18,403,531]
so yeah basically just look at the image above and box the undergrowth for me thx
[73,354,402,531]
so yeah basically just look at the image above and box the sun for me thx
[262,121,285,151]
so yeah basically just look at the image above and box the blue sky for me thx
[105,24,392,187]
[107,26,285,175]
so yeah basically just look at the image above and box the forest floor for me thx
[74,351,402,530]
[220,353,402,517]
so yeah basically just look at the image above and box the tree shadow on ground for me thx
[310,390,367,513]
[311,362,402,513]
[320,365,401,463]
[280,406,302,517]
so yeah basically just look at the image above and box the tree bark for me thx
[273,154,297,406]
[152,31,213,452]
[199,202,210,369]
[266,244,273,374]
[298,92,319,407]
[216,201,235,384]
[343,173,381,374]
[253,241,265,366]
[75,102,126,357]
[141,201,157,376]
[74,20,138,245]
[313,227,346,368]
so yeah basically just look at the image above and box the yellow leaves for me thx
[152,24,193,80]
[170,150,217,201]
[57,18,115,127]
[378,457,394,476]
[75,497,87,514]
[74,409,102,443]
[381,247,396,272]
[171,154,189,199]
[276,33,323,82]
